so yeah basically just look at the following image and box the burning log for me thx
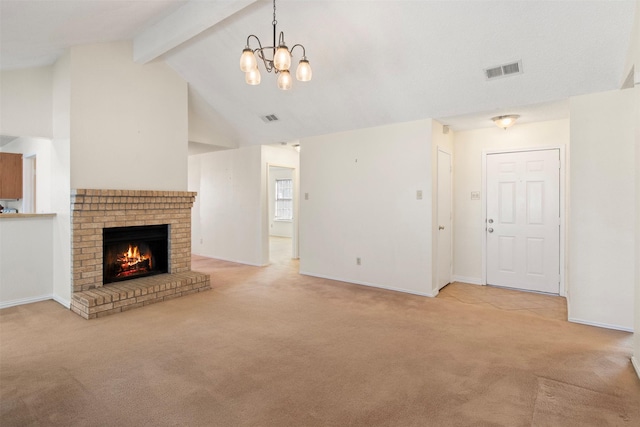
[115,244,153,277]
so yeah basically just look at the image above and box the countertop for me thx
[0,213,56,219]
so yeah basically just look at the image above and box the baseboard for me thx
[0,294,54,310]
[632,356,640,381]
[192,253,266,267]
[568,317,634,333]
[299,271,436,298]
[52,294,71,309]
[451,275,483,285]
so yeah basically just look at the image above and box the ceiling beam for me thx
[133,0,258,64]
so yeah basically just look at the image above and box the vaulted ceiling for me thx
[1,0,636,147]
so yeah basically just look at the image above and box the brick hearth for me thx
[69,189,210,319]
[72,271,209,319]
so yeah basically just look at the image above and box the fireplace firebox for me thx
[103,225,168,284]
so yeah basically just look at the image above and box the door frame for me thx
[481,145,566,296]
[22,152,37,214]
[266,163,299,262]
[436,147,453,293]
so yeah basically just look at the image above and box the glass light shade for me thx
[274,45,291,71]
[240,48,257,72]
[296,58,312,82]
[492,115,520,130]
[245,67,261,85]
[277,70,292,90]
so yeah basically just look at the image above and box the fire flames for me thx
[115,244,152,277]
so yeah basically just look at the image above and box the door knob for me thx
[439,225,445,230]
[487,228,494,233]
[488,219,494,224]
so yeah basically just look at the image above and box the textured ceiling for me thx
[1,0,636,145]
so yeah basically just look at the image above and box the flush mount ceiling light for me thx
[239,0,312,90]
[492,115,520,130]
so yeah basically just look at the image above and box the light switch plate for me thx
[416,190,423,200]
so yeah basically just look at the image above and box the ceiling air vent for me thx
[261,114,279,123]
[485,66,503,79]
[484,60,523,80]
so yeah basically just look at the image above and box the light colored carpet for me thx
[532,378,631,426]
[1,254,639,426]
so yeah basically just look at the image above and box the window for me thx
[275,179,293,221]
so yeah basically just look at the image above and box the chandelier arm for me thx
[246,34,261,47]
[257,49,275,73]
[290,44,306,58]
[246,35,275,73]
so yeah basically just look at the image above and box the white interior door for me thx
[486,149,560,294]
[437,149,452,290]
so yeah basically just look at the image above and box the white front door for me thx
[437,149,452,290]
[486,149,560,294]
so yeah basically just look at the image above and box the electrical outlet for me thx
[356,257,361,265]
[416,190,423,200]
[471,191,480,200]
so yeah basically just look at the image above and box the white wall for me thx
[569,89,635,331]
[0,53,71,308]
[0,217,54,307]
[634,84,640,375]
[628,0,640,378]
[0,66,53,138]
[452,119,570,284]
[51,51,72,307]
[189,146,264,265]
[1,136,53,213]
[69,41,188,191]
[0,55,74,309]
[268,167,294,238]
[299,119,435,296]
[188,89,238,150]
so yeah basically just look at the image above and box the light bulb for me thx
[296,58,312,82]
[246,67,261,85]
[277,70,292,90]
[274,45,291,71]
[239,47,257,72]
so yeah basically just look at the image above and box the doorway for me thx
[267,165,296,264]
[437,149,452,290]
[484,148,562,294]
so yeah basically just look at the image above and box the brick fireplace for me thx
[69,189,210,319]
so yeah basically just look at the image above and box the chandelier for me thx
[239,0,312,90]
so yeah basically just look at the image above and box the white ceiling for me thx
[1,0,636,145]
[0,0,187,69]
[0,135,19,147]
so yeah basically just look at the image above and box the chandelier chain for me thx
[272,0,277,26]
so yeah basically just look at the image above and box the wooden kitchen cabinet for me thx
[0,153,23,199]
